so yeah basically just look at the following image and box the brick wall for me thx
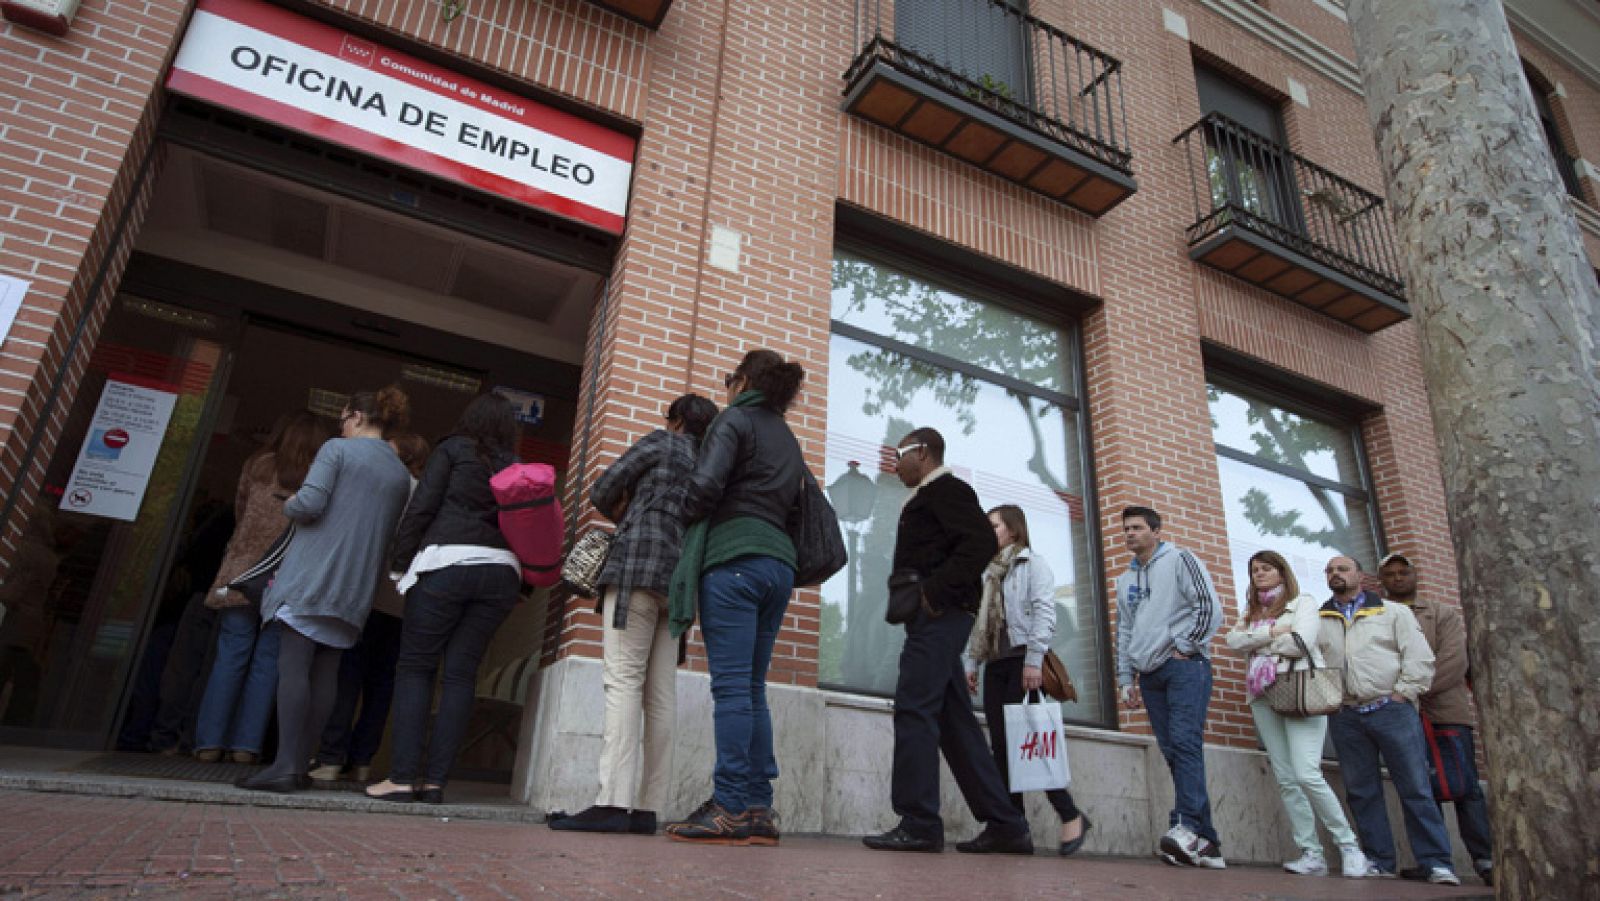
[9,0,1590,749]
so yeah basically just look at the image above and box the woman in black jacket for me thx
[365,393,522,804]
[664,349,807,845]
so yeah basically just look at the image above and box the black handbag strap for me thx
[1287,631,1317,673]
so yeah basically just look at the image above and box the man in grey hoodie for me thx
[1115,506,1225,869]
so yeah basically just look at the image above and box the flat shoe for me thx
[193,748,222,763]
[548,805,630,833]
[1059,814,1092,857]
[415,788,444,805]
[235,773,299,794]
[230,751,260,765]
[364,785,416,803]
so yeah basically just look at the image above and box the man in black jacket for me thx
[863,428,1033,855]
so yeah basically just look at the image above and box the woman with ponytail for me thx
[365,392,523,804]
[236,386,414,794]
[664,349,808,845]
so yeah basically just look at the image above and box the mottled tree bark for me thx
[1345,1,1600,897]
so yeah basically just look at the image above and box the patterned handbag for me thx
[1262,633,1343,717]
[560,528,614,598]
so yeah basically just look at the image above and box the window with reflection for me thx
[1208,379,1381,612]
[821,250,1109,726]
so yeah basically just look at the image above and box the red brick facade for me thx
[3,0,1598,750]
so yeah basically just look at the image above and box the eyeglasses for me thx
[723,372,741,389]
[893,443,926,462]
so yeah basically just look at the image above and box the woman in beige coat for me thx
[192,412,325,763]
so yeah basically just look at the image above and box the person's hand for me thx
[966,671,979,695]
[1172,651,1191,660]
[1119,684,1142,710]
[1270,622,1294,637]
[1390,692,1409,705]
[1021,665,1043,692]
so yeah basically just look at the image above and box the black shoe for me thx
[235,772,299,794]
[548,805,630,833]
[1399,866,1429,882]
[956,826,1034,855]
[415,788,444,805]
[629,810,658,835]
[1059,814,1092,857]
[1475,861,1494,887]
[665,798,750,845]
[295,774,313,791]
[863,826,944,853]
[746,806,779,846]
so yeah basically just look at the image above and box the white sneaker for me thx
[1157,824,1202,867]
[1427,868,1461,886]
[1283,849,1327,875]
[1339,845,1368,878]
[1195,841,1227,869]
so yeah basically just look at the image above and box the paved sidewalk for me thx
[0,790,1491,899]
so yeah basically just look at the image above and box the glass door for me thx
[0,294,234,747]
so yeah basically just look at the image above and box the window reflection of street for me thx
[820,252,1106,725]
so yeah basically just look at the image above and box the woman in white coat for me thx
[1223,550,1367,878]
[965,505,1090,857]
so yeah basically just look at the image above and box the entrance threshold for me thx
[0,746,543,823]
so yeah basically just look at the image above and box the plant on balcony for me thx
[961,73,1016,112]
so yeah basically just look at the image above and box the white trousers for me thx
[1251,696,1358,853]
[594,588,677,812]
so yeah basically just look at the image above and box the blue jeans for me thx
[1442,724,1492,864]
[388,565,520,787]
[1330,702,1454,872]
[697,556,793,814]
[1140,656,1218,846]
[193,606,280,754]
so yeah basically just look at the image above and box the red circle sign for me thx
[103,428,130,449]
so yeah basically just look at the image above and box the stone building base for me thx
[513,658,1483,872]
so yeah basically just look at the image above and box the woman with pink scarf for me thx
[1223,550,1366,879]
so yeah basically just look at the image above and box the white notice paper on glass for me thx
[60,379,180,522]
[0,273,29,350]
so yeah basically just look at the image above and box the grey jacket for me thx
[1114,542,1223,687]
[964,548,1057,673]
[262,437,412,632]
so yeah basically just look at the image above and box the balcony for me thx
[1175,113,1408,333]
[582,0,671,28]
[844,0,1136,217]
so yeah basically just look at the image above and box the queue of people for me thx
[110,346,1491,883]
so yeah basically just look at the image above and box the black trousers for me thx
[890,607,1026,839]
[981,655,1080,823]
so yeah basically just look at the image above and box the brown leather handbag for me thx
[1040,650,1078,703]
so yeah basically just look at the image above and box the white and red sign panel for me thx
[167,0,635,234]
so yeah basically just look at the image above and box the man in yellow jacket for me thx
[1317,555,1458,886]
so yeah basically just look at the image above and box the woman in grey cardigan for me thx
[236,386,413,794]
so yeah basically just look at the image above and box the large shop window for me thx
[1209,379,1382,612]
[821,250,1109,726]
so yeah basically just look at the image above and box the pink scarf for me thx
[1245,586,1288,699]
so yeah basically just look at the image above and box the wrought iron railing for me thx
[1175,112,1405,298]
[847,0,1133,175]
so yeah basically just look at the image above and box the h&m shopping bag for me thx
[1004,691,1070,793]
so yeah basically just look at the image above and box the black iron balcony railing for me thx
[1175,112,1408,331]
[845,0,1136,216]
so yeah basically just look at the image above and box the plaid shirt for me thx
[590,429,698,628]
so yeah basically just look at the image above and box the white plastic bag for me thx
[1004,691,1070,793]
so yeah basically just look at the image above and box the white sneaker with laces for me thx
[1283,849,1327,875]
[1195,841,1227,870]
[1339,845,1368,878]
[1427,867,1461,886]
[1157,823,1202,867]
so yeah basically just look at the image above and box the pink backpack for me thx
[490,463,564,588]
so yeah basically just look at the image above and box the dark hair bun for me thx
[376,384,410,431]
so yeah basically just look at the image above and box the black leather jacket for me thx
[391,435,513,571]
[683,404,805,531]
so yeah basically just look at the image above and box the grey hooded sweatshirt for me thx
[1115,541,1223,687]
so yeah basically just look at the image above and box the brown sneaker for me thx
[665,798,750,845]
[746,806,779,846]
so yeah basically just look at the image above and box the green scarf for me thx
[668,390,765,638]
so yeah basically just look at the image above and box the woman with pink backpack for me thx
[365,392,523,804]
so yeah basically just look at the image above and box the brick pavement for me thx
[0,790,1492,900]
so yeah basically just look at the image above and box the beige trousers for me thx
[595,587,677,812]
